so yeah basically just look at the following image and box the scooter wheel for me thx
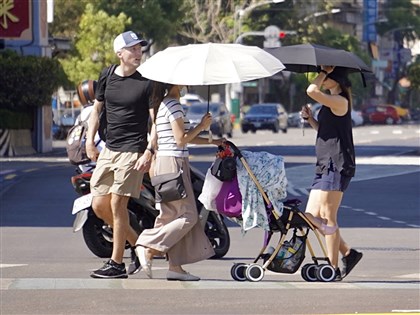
[316,264,336,282]
[231,263,248,281]
[245,264,264,282]
[301,263,318,282]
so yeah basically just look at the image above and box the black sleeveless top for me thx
[315,92,355,177]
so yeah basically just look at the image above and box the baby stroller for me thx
[215,141,338,283]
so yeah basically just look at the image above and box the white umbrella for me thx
[138,42,285,85]
[138,42,285,141]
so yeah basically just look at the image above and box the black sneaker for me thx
[128,248,141,275]
[90,259,128,279]
[342,249,363,278]
[334,268,342,281]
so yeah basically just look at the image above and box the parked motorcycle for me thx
[71,165,230,259]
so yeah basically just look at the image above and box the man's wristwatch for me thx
[320,69,328,75]
[146,147,155,155]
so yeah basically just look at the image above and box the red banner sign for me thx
[0,0,32,39]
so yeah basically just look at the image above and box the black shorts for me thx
[311,161,352,192]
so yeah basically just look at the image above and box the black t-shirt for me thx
[95,67,152,153]
[315,92,356,177]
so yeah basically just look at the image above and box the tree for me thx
[49,0,93,38]
[407,59,420,89]
[376,0,420,105]
[405,58,420,109]
[59,4,130,86]
[241,1,372,110]
[180,0,236,43]
[92,0,186,49]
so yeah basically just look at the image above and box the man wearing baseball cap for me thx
[86,30,155,279]
[113,30,148,53]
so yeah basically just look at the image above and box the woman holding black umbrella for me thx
[301,66,363,281]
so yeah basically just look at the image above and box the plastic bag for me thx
[215,176,242,218]
[198,168,223,211]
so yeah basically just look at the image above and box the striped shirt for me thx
[156,98,190,157]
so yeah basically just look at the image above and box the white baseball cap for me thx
[113,31,148,53]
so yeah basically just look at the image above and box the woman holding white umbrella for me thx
[134,42,283,280]
[135,82,225,281]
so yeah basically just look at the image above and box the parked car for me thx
[361,105,401,125]
[389,105,410,121]
[311,103,364,127]
[180,93,206,106]
[186,102,233,138]
[288,111,303,127]
[241,103,288,133]
[409,107,420,121]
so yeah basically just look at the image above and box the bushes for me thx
[0,109,33,129]
[1,50,67,106]
[0,50,68,129]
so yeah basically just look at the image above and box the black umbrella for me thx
[265,43,372,73]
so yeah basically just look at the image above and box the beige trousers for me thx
[137,156,215,266]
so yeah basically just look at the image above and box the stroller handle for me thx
[224,140,242,158]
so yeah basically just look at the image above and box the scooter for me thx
[71,165,230,259]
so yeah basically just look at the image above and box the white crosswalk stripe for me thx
[1,277,419,290]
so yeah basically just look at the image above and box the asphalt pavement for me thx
[1,126,419,315]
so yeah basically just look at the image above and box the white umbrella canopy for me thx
[138,42,285,85]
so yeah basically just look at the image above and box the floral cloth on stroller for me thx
[236,150,287,232]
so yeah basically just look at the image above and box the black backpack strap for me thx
[105,64,117,88]
[98,64,117,142]
[102,64,117,109]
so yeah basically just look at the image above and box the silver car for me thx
[186,102,233,138]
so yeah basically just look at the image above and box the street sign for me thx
[242,81,258,87]
[372,60,388,68]
[0,0,32,40]
[264,25,281,48]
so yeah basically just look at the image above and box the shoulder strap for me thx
[102,64,117,108]
[105,64,117,89]
[97,65,116,142]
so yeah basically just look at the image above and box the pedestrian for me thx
[135,82,225,281]
[300,65,363,280]
[86,30,155,279]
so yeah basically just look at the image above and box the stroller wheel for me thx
[301,264,318,282]
[245,264,264,282]
[316,264,336,282]
[301,265,309,281]
[231,263,248,281]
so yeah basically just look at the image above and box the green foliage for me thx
[0,108,33,129]
[91,0,185,48]
[50,0,186,49]
[376,0,420,41]
[0,50,66,111]
[407,61,420,89]
[49,0,93,38]
[59,4,130,85]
